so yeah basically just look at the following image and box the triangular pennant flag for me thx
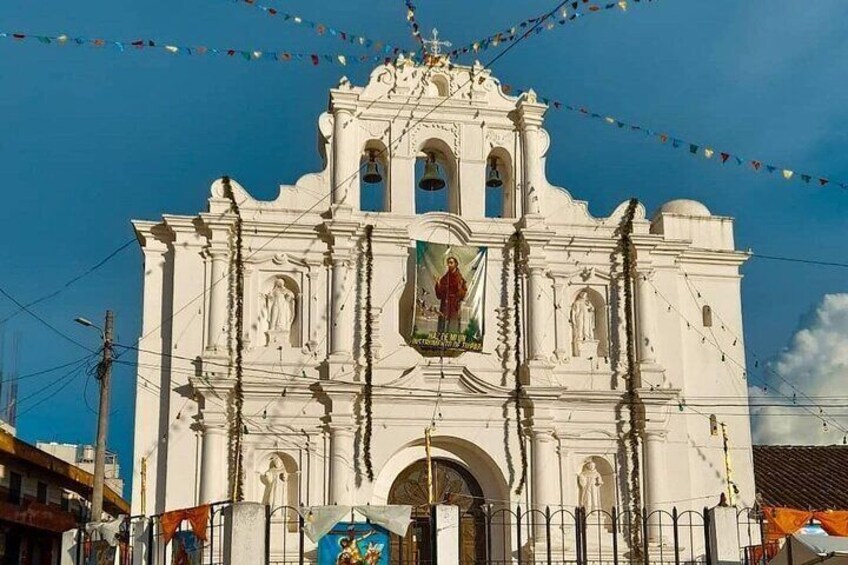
[704,148,714,159]
[605,117,615,124]
[689,144,699,154]
[337,55,347,66]
[671,139,681,148]
[801,174,811,184]
[766,165,776,173]
[618,0,628,10]
[720,153,730,163]
[659,134,668,143]
[782,169,794,179]
[819,178,829,186]
[311,54,319,65]
[751,161,761,171]
[734,156,743,165]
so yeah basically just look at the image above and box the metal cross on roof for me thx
[422,28,451,56]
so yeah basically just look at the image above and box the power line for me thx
[749,253,848,269]
[0,284,94,353]
[0,238,136,325]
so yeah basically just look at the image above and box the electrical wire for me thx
[0,284,94,352]
[0,238,136,325]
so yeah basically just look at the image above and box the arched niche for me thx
[360,139,390,213]
[485,147,515,219]
[569,286,609,358]
[257,275,301,348]
[257,452,300,532]
[576,456,616,515]
[415,138,458,215]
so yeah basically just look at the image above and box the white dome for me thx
[657,199,711,217]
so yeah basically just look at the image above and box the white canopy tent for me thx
[771,534,848,565]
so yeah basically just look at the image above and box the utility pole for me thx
[90,310,113,522]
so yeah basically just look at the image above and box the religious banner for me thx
[409,241,487,353]
[86,540,116,565]
[318,522,390,565]
[172,531,203,565]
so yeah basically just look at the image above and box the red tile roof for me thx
[753,445,848,511]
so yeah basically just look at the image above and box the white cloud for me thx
[751,294,848,445]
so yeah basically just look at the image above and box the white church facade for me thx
[131,57,755,559]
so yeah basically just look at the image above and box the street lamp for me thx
[74,311,113,522]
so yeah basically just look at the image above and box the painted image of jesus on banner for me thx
[409,241,487,353]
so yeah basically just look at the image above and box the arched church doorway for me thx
[388,458,487,565]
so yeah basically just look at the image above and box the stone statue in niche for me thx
[570,290,599,358]
[263,278,295,346]
[578,460,603,511]
[259,456,287,507]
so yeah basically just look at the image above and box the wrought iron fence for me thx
[71,502,765,565]
[259,504,765,565]
[266,504,307,565]
[144,500,231,565]
[481,506,715,565]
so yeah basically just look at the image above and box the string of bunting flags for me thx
[230,0,402,55]
[449,0,644,59]
[500,86,846,190]
[0,30,396,67]
[404,1,426,48]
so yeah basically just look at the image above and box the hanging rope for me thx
[363,224,375,482]
[223,176,246,502]
[619,197,643,555]
[512,231,528,495]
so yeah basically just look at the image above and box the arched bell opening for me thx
[415,139,458,215]
[484,147,515,219]
[360,140,390,212]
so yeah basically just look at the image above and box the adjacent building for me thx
[0,430,128,564]
[36,442,124,497]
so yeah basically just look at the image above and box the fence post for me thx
[575,508,583,565]
[430,505,438,565]
[265,506,271,565]
[299,512,305,565]
[672,507,680,565]
[707,505,741,565]
[704,508,712,565]
[223,502,267,565]
[612,508,619,565]
[76,528,84,564]
[758,509,767,565]
[486,505,492,565]
[516,506,523,565]
[147,518,154,565]
[545,506,552,565]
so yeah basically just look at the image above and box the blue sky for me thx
[1,0,846,497]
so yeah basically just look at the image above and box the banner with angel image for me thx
[318,522,390,565]
[409,241,487,353]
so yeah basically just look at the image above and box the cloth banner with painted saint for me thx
[409,241,487,352]
[318,522,390,565]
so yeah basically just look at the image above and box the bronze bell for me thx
[486,158,503,188]
[418,153,446,191]
[362,151,383,184]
